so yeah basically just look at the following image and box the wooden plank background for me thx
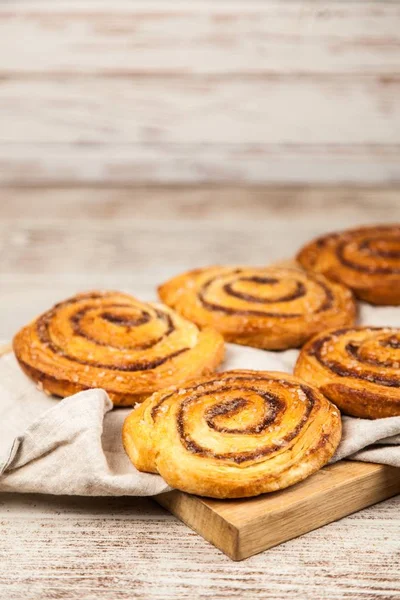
[0,0,399,185]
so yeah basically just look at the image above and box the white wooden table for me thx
[1,188,400,599]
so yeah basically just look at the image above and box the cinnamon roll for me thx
[13,291,224,406]
[297,224,400,305]
[295,327,400,419]
[158,266,356,350]
[123,370,342,498]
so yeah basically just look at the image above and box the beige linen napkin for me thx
[1,315,399,496]
[0,344,285,495]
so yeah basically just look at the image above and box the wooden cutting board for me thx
[155,461,400,560]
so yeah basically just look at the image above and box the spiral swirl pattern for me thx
[159,266,355,350]
[295,327,400,419]
[13,291,224,405]
[297,225,400,305]
[123,370,342,498]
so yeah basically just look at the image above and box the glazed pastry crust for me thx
[13,291,224,406]
[158,266,356,350]
[295,327,400,419]
[297,224,400,305]
[123,370,342,499]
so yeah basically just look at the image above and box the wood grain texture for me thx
[0,493,398,600]
[1,1,399,184]
[2,185,400,218]
[1,144,399,185]
[4,78,400,145]
[157,462,400,560]
[2,1,400,76]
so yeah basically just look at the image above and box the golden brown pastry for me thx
[123,370,342,499]
[297,224,400,305]
[158,266,356,350]
[295,327,400,419]
[13,291,224,406]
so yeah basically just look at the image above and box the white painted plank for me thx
[0,493,399,599]
[3,1,399,14]
[0,143,399,184]
[2,185,400,220]
[1,1,399,184]
[0,2,399,75]
[1,78,399,145]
